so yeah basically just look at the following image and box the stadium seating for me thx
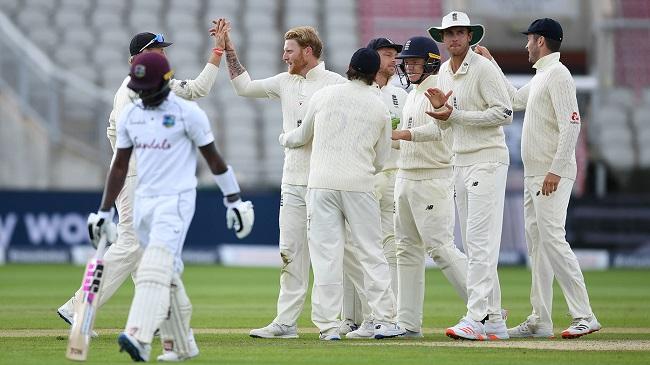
[0,0,362,187]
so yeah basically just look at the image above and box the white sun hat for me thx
[428,11,485,46]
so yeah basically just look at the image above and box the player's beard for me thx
[378,66,395,81]
[288,54,307,75]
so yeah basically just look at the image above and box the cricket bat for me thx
[65,235,108,361]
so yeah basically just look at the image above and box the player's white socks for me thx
[125,245,174,344]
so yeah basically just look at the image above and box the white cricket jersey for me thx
[116,92,215,197]
[231,62,347,186]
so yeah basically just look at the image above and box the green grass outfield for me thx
[1,265,649,364]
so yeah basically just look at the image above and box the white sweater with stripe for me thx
[492,52,581,179]
[278,80,392,192]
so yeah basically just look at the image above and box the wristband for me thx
[212,47,224,56]
[213,166,241,196]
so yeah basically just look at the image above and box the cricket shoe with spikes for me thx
[507,316,554,338]
[118,332,151,362]
[345,320,374,339]
[561,317,602,339]
[374,322,406,339]
[249,322,299,339]
[446,317,486,341]
[338,319,359,335]
[157,329,200,362]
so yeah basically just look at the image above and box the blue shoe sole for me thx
[118,333,146,362]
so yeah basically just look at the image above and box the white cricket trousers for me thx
[524,175,594,325]
[125,190,195,344]
[395,176,468,332]
[274,183,311,326]
[454,162,508,322]
[342,169,398,323]
[307,188,397,334]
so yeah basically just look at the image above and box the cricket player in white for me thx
[426,11,513,340]
[58,21,230,357]
[339,37,408,335]
[88,52,254,362]
[390,36,469,338]
[279,48,404,340]
[223,26,350,339]
[475,18,601,339]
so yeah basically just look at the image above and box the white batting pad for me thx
[125,245,174,344]
[159,274,193,358]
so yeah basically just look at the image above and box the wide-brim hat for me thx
[428,11,484,46]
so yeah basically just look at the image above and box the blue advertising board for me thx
[0,190,280,263]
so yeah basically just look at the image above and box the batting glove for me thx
[87,209,117,248]
[225,199,254,239]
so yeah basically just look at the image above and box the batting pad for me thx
[159,274,192,358]
[125,245,174,344]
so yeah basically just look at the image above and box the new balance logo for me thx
[472,181,479,187]
[297,120,302,127]
[425,205,434,210]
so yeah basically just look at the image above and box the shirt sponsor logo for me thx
[392,94,399,107]
[407,117,413,129]
[297,119,302,127]
[134,137,171,150]
[162,114,176,128]
[503,108,513,118]
[425,204,434,211]
[570,112,580,124]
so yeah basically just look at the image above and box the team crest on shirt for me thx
[162,114,176,128]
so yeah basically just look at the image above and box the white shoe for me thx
[345,321,374,339]
[319,331,341,341]
[57,305,98,338]
[445,317,486,341]
[338,319,359,335]
[373,322,405,339]
[507,316,554,338]
[398,329,424,338]
[118,332,151,362]
[156,329,200,362]
[561,317,601,339]
[249,322,298,339]
[485,318,509,340]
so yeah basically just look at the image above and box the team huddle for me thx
[58,10,601,362]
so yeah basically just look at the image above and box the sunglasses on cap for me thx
[139,33,165,54]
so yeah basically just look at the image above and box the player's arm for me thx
[169,19,231,100]
[98,147,132,213]
[373,110,392,172]
[278,99,317,148]
[199,143,255,238]
[475,45,529,111]
[430,65,513,127]
[224,27,281,98]
[548,71,581,178]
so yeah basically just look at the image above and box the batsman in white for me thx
[339,37,408,335]
[475,18,601,339]
[390,36,469,338]
[58,20,229,359]
[88,51,254,362]
[279,47,404,340]
[221,25,353,339]
[426,11,513,340]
